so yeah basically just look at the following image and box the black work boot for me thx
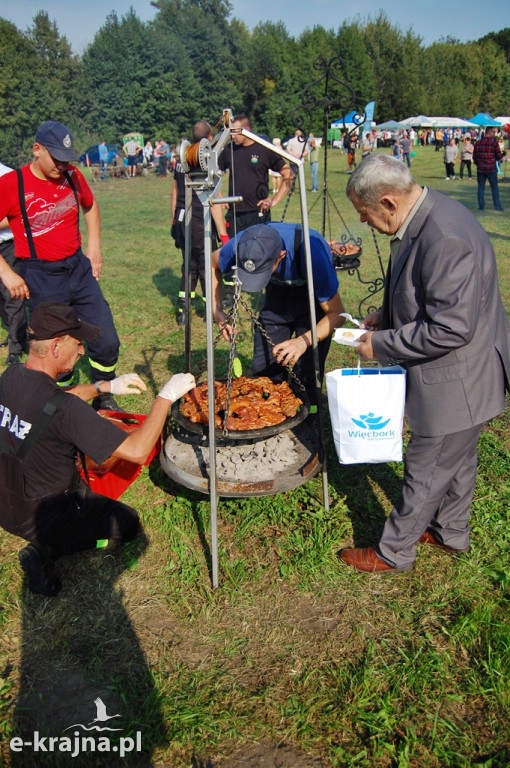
[18,544,61,596]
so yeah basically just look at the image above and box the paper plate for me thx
[333,328,365,347]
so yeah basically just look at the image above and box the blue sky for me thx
[1,0,509,54]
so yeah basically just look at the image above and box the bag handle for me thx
[355,358,383,376]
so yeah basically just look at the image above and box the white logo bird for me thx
[88,697,121,725]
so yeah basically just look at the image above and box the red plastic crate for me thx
[77,410,161,500]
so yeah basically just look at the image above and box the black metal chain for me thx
[222,272,243,435]
[236,293,306,395]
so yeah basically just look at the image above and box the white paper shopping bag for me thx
[325,365,406,464]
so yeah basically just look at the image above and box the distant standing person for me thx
[391,138,402,160]
[269,139,283,195]
[346,133,357,173]
[361,132,373,161]
[459,136,474,180]
[472,126,506,211]
[443,138,458,180]
[123,137,142,178]
[286,129,309,175]
[143,140,153,167]
[400,133,412,167]
[497,133,506,176]
[98,140,108,181]
[308,134,320,192]
[157,139,170,177]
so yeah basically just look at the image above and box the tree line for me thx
[1,1,509,166]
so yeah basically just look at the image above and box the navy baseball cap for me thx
[35,121,78,162]
[28,303,100,342]
[237,225,283,292]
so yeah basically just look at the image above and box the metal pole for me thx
[297,162,329,511]
[184,184,192,372]
[322,104,329,237]
[202,199,219,590]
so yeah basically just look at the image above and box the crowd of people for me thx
[0,113,508,594]
[339,124,508,210]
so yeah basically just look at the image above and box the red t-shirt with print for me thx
[0,164,94,261]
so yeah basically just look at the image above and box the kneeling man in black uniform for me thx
[0,302,195,596]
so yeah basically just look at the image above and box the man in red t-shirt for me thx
[0,121,121,409]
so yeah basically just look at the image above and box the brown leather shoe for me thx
[419,530,470,553]
[339,546,412,573]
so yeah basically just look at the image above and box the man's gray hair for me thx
[29,338,52,357]
[346,153,415,206]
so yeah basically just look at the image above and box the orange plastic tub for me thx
[77,411,161,500]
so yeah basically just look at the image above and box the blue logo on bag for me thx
[352,413,391,430]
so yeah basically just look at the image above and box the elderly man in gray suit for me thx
[340,153,510,573]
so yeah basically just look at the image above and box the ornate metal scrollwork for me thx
[288,55,386,317]
[291,55,366,141]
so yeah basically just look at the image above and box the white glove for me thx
[158,373,196,402]
[109,373,147,396]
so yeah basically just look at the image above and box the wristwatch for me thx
[94,380,106,394]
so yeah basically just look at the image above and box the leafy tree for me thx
[240,21,299,138]
[420,41,480,116]
[475,39,510,115]
[362,13,423,120]
[291,26,354,137]
[0,13,84,165]
[82,11,164,142]
[335,21,376,110]
[152,0,240,129]
[478,28,510,64]
[0,19,38,164]
[420,39,510,118]
[27,12,86,129]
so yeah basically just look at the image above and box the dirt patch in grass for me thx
[203,739,325,767]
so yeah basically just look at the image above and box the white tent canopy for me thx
[429,116,478,128]
[400,115,478,128]
[400,115,435,127]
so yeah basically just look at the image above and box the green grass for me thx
[0,146,509,767]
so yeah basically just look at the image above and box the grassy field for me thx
[0,144,509,768]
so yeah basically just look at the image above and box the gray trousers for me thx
[376,423,482,569]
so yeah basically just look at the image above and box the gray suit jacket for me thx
[372,188,510,436]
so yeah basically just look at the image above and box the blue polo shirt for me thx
[219,222,339,303]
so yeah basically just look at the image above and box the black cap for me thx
[237,225,283,292]
[34,121,78,162]
[28,303,100,342]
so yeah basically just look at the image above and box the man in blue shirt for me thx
[212,223,344,404]
[98,140,109,180]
